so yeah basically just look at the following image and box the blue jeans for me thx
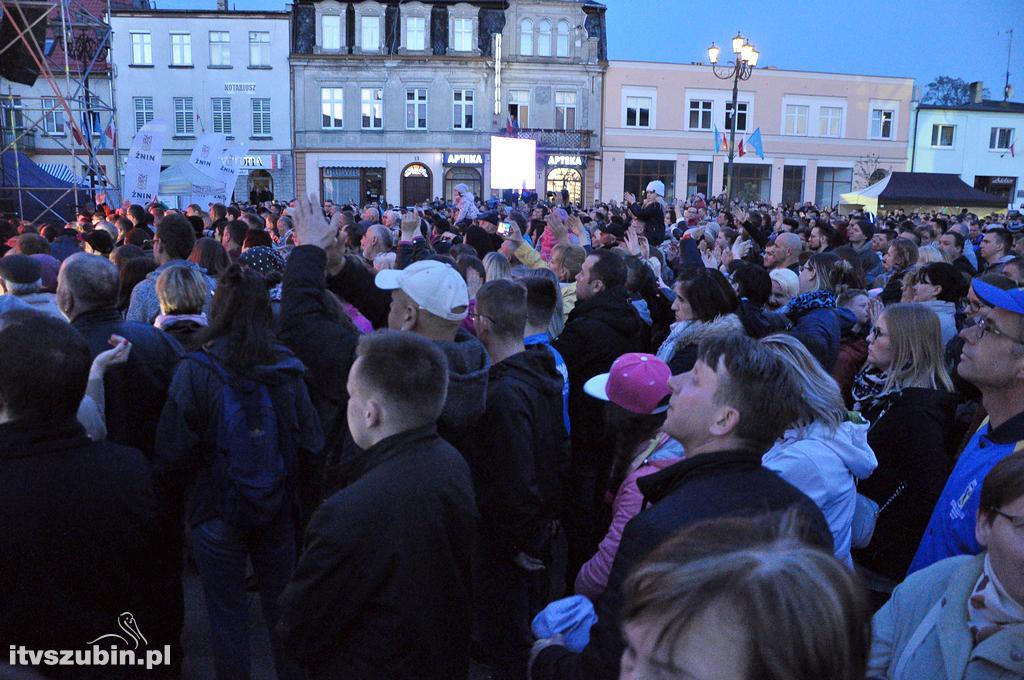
[190,508,299,680]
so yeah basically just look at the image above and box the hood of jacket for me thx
[661,313,745,356]
[768,420,878,481]
[434,327,490,429]
[567,287,644,340]
[201,338,307,386]
[836,306,858,335]
[916,299,956,318]
[489,344,563,398]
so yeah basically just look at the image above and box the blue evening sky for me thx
[156,0,1024,95]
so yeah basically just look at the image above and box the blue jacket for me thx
[525,331,570,434]
[908,412,1024,575]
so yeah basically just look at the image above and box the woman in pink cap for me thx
[574,353,684,600]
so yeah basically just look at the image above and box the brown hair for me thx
[354,331,449,426]
[980,453,1024,523]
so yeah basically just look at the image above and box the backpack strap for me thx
[185,349,230,384]
[893,597,944,678]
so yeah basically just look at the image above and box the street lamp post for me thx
[708,33,759,210]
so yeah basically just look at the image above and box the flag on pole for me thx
[747,128,765,159]
[713,125,728,154]
[737,138,746,157]
[105,120,116,149]
[1011,142,1016,158]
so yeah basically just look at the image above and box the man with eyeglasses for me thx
[909,281,1024,574]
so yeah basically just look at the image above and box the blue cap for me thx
[973,279,1024,316]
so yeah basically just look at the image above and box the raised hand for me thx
[294,192,337,251]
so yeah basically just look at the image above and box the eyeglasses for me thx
[987,507,1024,530]
[967,315,1024,347]
[470,311,495,324]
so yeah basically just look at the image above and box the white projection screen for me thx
[489,136,537,191]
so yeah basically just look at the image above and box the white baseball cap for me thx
[375,260,469,321]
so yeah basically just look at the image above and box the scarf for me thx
[154,312,208,330]
[851,365,900,417]
[655,319,700,363]
[967,553,1024,645]
[785,289,836,317]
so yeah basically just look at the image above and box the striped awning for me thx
[38,162,91,186]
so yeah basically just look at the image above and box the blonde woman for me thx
[483,250,511,282]
[154,265,209,351]
[851,304,957,588]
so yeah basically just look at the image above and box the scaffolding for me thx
[0,0,120,222]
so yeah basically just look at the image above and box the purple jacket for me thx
[574,436,684,600]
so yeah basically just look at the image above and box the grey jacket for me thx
[126,260,216,325]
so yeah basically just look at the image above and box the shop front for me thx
[238,153,291,203]
[319,165,385,206]
[442,152,484,201]
[545,154,585,205]
[974,175,1018,206]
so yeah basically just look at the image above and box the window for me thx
[509,89,530,127]
[815,167,852,206]
[251,98,271,136]
[784,104,808,135]
[870,109,894,139]
[625,96,652,128]
[321,88,344,129]
[990,127,1013,151]
[732,164,771,203]
[41,96,64,135]
[85,95,101,138]
[209,31,230,66]
[170,32,191,66]
[624,159,675,201]
[782,165,805,204]
[212,97,232,135]
[725,101,749,132]
[555,91,576,130]
[688,100,712,130]
[406,88,427,130]
[686,161,711,198]
[819,107,842,137]
[453,89,474,129]
[360,16,380,51]
[361,88,383,129]
[130,32,152,65]
[537,20,551,57]
[452,18,472,52]
[133,96,153,132]
[931,124,954,147]
[173,97,195,136]
[445,167,482,202]
[520,18,533,55]
[556,20,570,57]
[406,17,425,51]
[249,31,270,67]
[322,15,342,50]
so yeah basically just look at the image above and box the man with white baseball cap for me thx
[375,259,489,455]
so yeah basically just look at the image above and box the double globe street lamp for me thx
[708,33,759,209]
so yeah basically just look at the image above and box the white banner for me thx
[189,133,226,180]
[215,143,249,204]
[123,120,167,205]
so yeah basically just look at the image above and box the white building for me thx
[110,8,294,203]
[909,86,1024,210]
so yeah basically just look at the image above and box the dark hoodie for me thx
[472,345,571,557]
[434,327,490,456]
[154,340,325,529]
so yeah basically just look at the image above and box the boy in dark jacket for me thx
[472,280,571,678]
[276,331,478,680]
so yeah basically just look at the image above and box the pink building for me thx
[599,61,915,206]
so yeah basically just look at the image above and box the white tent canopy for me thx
[158,162,225,196]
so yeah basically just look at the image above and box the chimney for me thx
[968,81,984,104]
[216,0,227,10]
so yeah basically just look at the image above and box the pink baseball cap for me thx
[584,353,672,414]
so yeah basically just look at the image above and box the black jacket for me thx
[854,387,956,581]
[327,256,392,330]
[627,200,665,247]
[472,345,571,557]
[0,418,177,678]
[276,425,478,680]
[71,307,183,459]
[278,245,361,497]
[153,340,325,529]
[531,449,830,680]
[554,287,645,454]
[464,224,502,256]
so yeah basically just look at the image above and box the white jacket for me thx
[763,420,878,566]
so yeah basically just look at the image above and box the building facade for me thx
[110,8,294,203]
[600,61,915,206]
[290,0,606,207]
[909,91,1023,210]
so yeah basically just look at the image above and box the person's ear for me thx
[401,303,419,332]
[708,404,740,438]
[976,510,993,549]
[364,398,382,430]
[591,277,605,294]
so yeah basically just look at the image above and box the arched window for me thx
[556,20,570,57]
[520,18,533,56]
[537,19,551,57]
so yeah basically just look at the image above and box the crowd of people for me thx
[1,180,1024,680]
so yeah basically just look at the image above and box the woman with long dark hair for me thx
[155,264,323,680]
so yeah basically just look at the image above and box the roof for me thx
[871,172,1006,208]
[917,99,1024,114]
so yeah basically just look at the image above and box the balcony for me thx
[1,129,36,151]
[506,128,594,152]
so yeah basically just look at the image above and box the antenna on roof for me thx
[1002,28,1013,101]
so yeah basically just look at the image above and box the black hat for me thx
[478,211,500,226]
[83,229,114,255]
[597,221,626,240]
[0,254,42,284]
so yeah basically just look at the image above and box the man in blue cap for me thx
[909,280,1024,574]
